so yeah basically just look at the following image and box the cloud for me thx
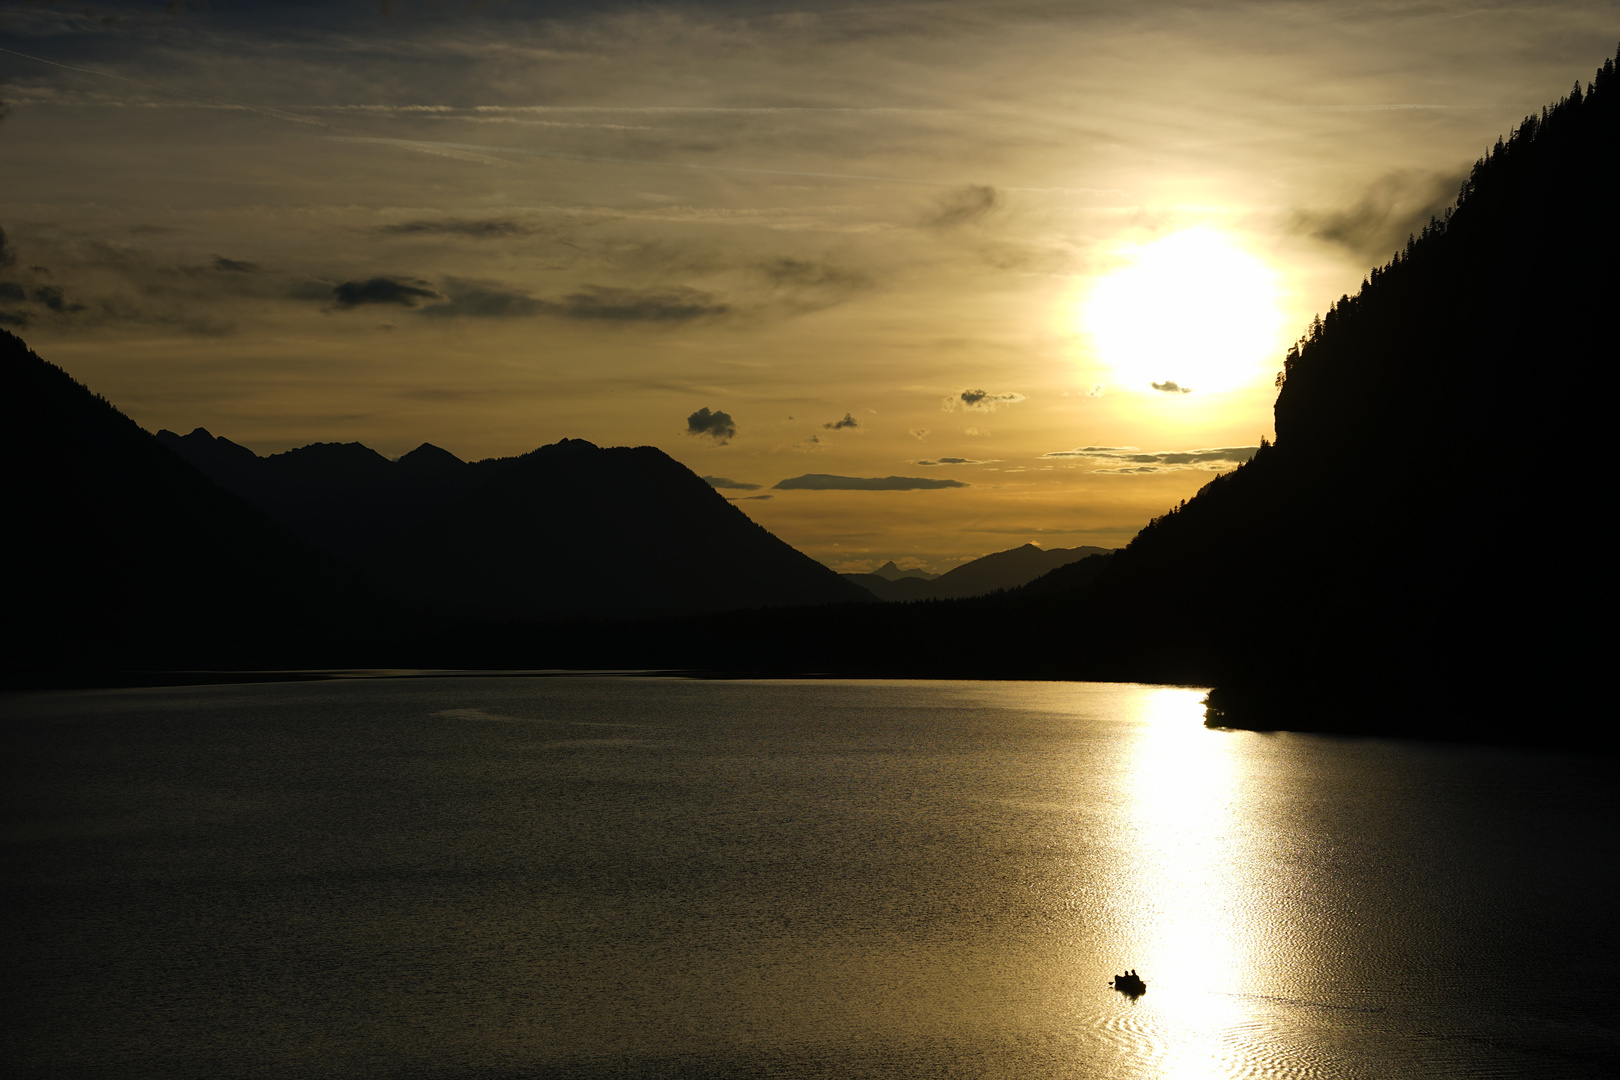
[1293,169,1464,260]
[547,284,727,322]
[418,278,542,318]
[823,412,859,430]
[380,218,537,238]
[758,259,862,288]
[31,286,69,312]
[1151,380,1193,394]
[728,494,774,501]
[773,474,969,491]
[1041,446,1259,472]
[793,433,827,452]
[686,407,736,444]
[916,457,997,466]
[26,286,87,315]
[702,475,761,490]
[756,258,869,310]
[331,276,443,309]
[0,236,232,332]
[212,256,260,273]
[909,428,930,441]
[945,388,1025,412]
[1087,383,1105,398]
[927,185,1002,228]
[320,275,722,321]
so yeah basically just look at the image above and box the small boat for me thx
[1111,969,1147,996]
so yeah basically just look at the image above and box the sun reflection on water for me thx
[1113,687,1266,1078]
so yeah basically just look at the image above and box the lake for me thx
[4,677,1615,1078]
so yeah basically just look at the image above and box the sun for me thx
[1081,228,1284,395]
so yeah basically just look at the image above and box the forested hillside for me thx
[0,331,374,673]
[1065,52,1617,744]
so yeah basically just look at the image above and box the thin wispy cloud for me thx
[328,137,964,188]
[1042,446,1259,473]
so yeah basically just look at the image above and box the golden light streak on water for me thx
[1114,687,1271,1078]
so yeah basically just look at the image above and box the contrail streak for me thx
[0,45,328,127]
[3,45,1113,195]
[330,136,1121,194]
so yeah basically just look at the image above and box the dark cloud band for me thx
[331,277,442,309]
[773,474,968,491]
[703,475,760,490]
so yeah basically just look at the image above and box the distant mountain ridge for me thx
[871,561,937,582]
[368,437,870,617]
[157,427,487,558]
[844,544,1115,601]
[0,333,868,677]
[158,425,866,619]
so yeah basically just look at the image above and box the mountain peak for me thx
[396,442,465,477]
[871,560,938,581]
[540,437,600,454]
[157,425,259,465]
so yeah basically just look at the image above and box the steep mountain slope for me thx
[0,330,370,672]
[1057,55,1618,745]
[926,544,1113,599]
[370,438,869,617]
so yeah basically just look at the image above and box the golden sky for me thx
[2,1,1613,571]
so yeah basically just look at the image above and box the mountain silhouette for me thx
[157,427,483,557]
[160,426,861,618]
[871,561,937,581]
[368,438,868,617]
[845,544,1114,601]
[0,330,371,674]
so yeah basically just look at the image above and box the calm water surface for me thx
[4,678,1615,1079]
